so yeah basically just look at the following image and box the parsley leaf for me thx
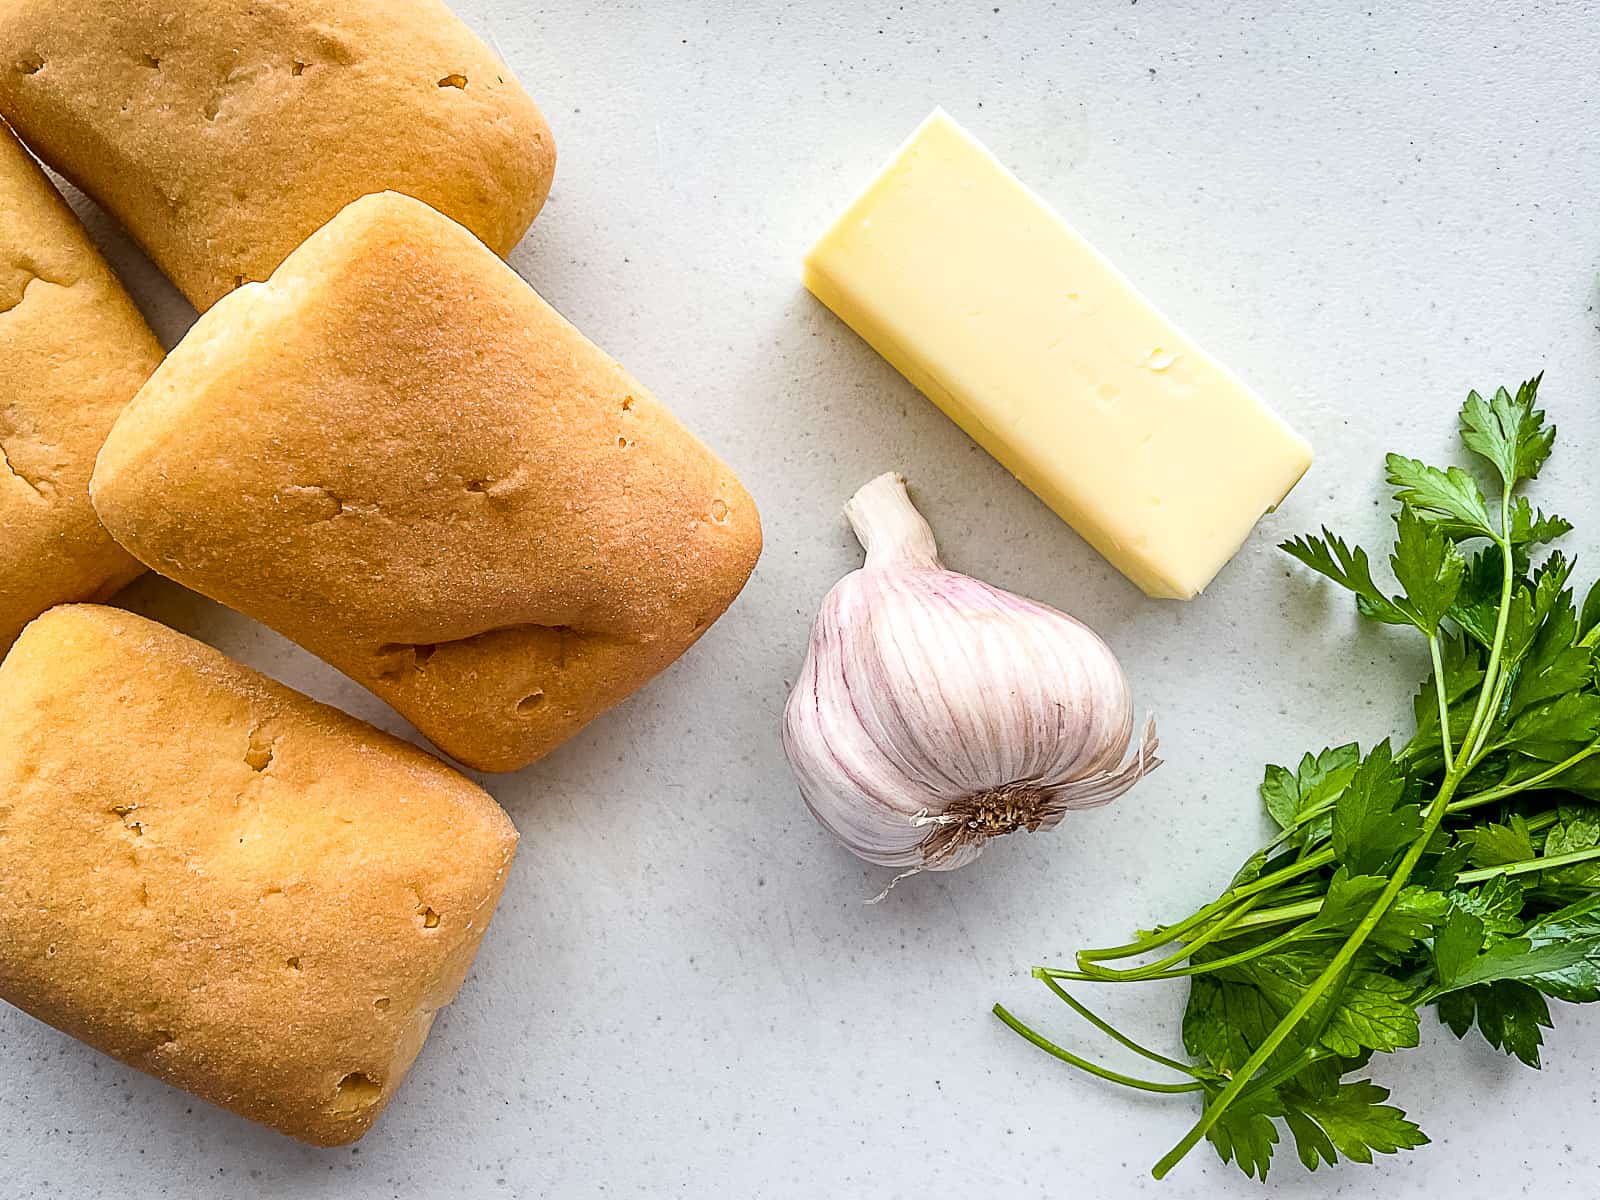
[1368,886,1451,956]
[1500,552,1575,670]
[1507,496,1571,547]
[1433,904,1595,993]
[1384,455,1494,539]
[1461,816,1537,867]
[1260,745,1361,834]
[1494,897,1600,1002]
[1507,587,1589,716]
[1331,743,1419,876]
[1308,870,1390,933]
[1203,1088,1281,1181]
[1432,908,1487,990]
[1220,951,1420,1058]
[1536,809,1600,897]
[1281,1079,1428,1168]
[1389,508,1465,633]
[1315,971,1421,1057]
[1446,876,1527,935]
[1459,377,1553,489]
[1279,530,1408,625]
[1437,981,1552,1066]
[1448,545,1509,647]
[1503,692,1600,761]
[1184,974,1281,1075]
[1580,577,1600,640]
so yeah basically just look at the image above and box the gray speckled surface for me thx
[6,0,1600,1195]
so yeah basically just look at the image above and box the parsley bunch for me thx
[996,379,1600,1180]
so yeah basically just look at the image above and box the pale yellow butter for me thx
[804,109,1313,599]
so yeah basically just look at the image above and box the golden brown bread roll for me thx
[0,0,554,310]
[92,192,763,773]
[0,122,162,653]
[0,604,519,1145]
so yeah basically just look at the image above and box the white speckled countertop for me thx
[6,1,1600,1196]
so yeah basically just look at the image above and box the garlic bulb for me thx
[782,473,1159,885]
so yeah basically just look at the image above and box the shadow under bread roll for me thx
[0,0,555,311]
[0,604,519,1146]
[91,192,763,774]
[0,121,162,654]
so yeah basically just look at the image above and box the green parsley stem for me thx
[1446,740,1600,813]
[1455,520,1516,767]
[1455,843,1600,884]
[1077,897,1263,981]
[1229,897,1339,931]
[1237,1045,1330,1101]
[1428,634,1455,764]
[1103,919,1316,983]
[1224,852,1336,898]
[1466,673,1512,765]
[1078,856,1332,965]
[1217,811,1570,933]
[991,1004,1205,1094]
[1030,970,1208,1076]
[1077,908,1231,964]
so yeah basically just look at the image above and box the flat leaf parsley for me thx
[996,378,1600,1180]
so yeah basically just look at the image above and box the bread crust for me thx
[0,122,161,653]
[0,605,519,1145]
[0,0,555,310]
[92,193,763,772]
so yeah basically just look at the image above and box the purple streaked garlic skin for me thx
[782,472,1159,884]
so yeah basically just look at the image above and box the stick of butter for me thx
[803,109,1312,599]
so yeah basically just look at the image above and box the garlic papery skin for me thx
[782,472,1159,882]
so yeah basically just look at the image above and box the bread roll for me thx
[0,0,554,310]
[92,193,763,773]
[0,123,161,653]
[0,605,519,1145]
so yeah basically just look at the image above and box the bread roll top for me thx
[93,193,763,772]
[0,121,161,651]
[0,604,519,1145]
[0,0,555,308]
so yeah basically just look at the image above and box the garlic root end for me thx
[910,718,1162,876]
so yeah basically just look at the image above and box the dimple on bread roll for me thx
[0,0,554,310]
[92,192,763,773]
[0,122,162,653]
[0,605,519,1146]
